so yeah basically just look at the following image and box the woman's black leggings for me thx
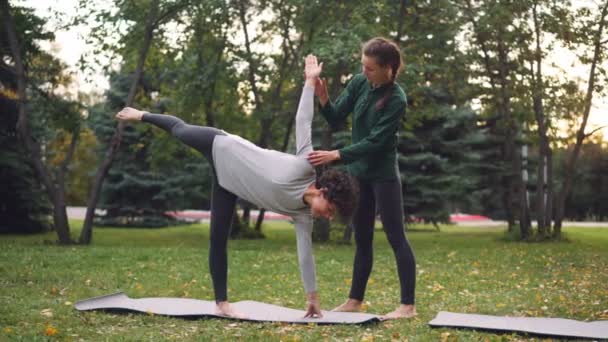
[349,178,416,305]
[142,113,235,302]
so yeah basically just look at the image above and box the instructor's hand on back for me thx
[307,150,341,166]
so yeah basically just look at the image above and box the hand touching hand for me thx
[304,54,323,81]
[315,77,329,106]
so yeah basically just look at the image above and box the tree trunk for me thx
[79,0,160,244]
[529,2,551,238]
[53,128,80,239]
[1,0,73,243]
[243,206,252,226]
[202,42,226,127]
[464,0,517,231]
[394,0,408,42]
[496,29,530,238]
[553,1,608,237]
[545,151,554,235]
[254,208,265,232]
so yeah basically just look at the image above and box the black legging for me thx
[349,178,416,305]
[142,113,235,302]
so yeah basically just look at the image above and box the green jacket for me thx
[320,73,407,181]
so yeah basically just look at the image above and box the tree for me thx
[551,0,608,237]
[1,1,82,242]
[459,0,533,237]
[0,96,51,234]
[78,0,194,243]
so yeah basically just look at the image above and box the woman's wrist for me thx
[319,96,329,107]
[306,291,319,304]
[305,78,316,88]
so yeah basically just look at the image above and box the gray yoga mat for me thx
[429,311,608,340]
[75,292,381,324]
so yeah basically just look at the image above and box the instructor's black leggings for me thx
[142,113,234,302]
[349,178,416,305]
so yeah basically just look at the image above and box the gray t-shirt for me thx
[212,85,317,293]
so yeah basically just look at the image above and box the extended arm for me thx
[294,215,322,318]
[317,74,363,128]
[309,95,406,166]
[295,55,323,157]
[307,74,364,166]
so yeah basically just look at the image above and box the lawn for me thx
[1,221,607,341]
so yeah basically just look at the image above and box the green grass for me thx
[1,221,607,341]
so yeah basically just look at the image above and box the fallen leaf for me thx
[40,308,53,317]
[44,326,58,336]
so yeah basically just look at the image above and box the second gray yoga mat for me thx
[75,292,381,324]
[429,311,608,340]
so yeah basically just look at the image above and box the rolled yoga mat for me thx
[75,292,382,324]
[429,311,608,340]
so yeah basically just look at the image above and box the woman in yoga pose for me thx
[116,55,358,319]
[308,37,417,319]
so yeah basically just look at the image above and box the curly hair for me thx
[316,168,359,221]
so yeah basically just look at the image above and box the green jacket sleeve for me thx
[319,74,362,127]
[339,97,406,163]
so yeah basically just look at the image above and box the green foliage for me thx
[400,104,491,223]
[556,142,608,221]
[17,0,604,236]
[0,4,84,234]
[0,99,52,234]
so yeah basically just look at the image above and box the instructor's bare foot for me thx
[332,299,362,312]
[382,304,416,320]
[215,301,248,319]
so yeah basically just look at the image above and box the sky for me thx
[18,0,608,140]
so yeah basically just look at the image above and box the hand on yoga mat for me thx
[303,292,323,318]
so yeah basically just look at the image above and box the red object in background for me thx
[449,213,491,222]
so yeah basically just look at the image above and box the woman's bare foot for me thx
[215,301,248,319]
[332,298,362,312]
[115,107,144,122]
[382,304,416,320]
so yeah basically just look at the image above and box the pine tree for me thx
[0,97,52,233]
